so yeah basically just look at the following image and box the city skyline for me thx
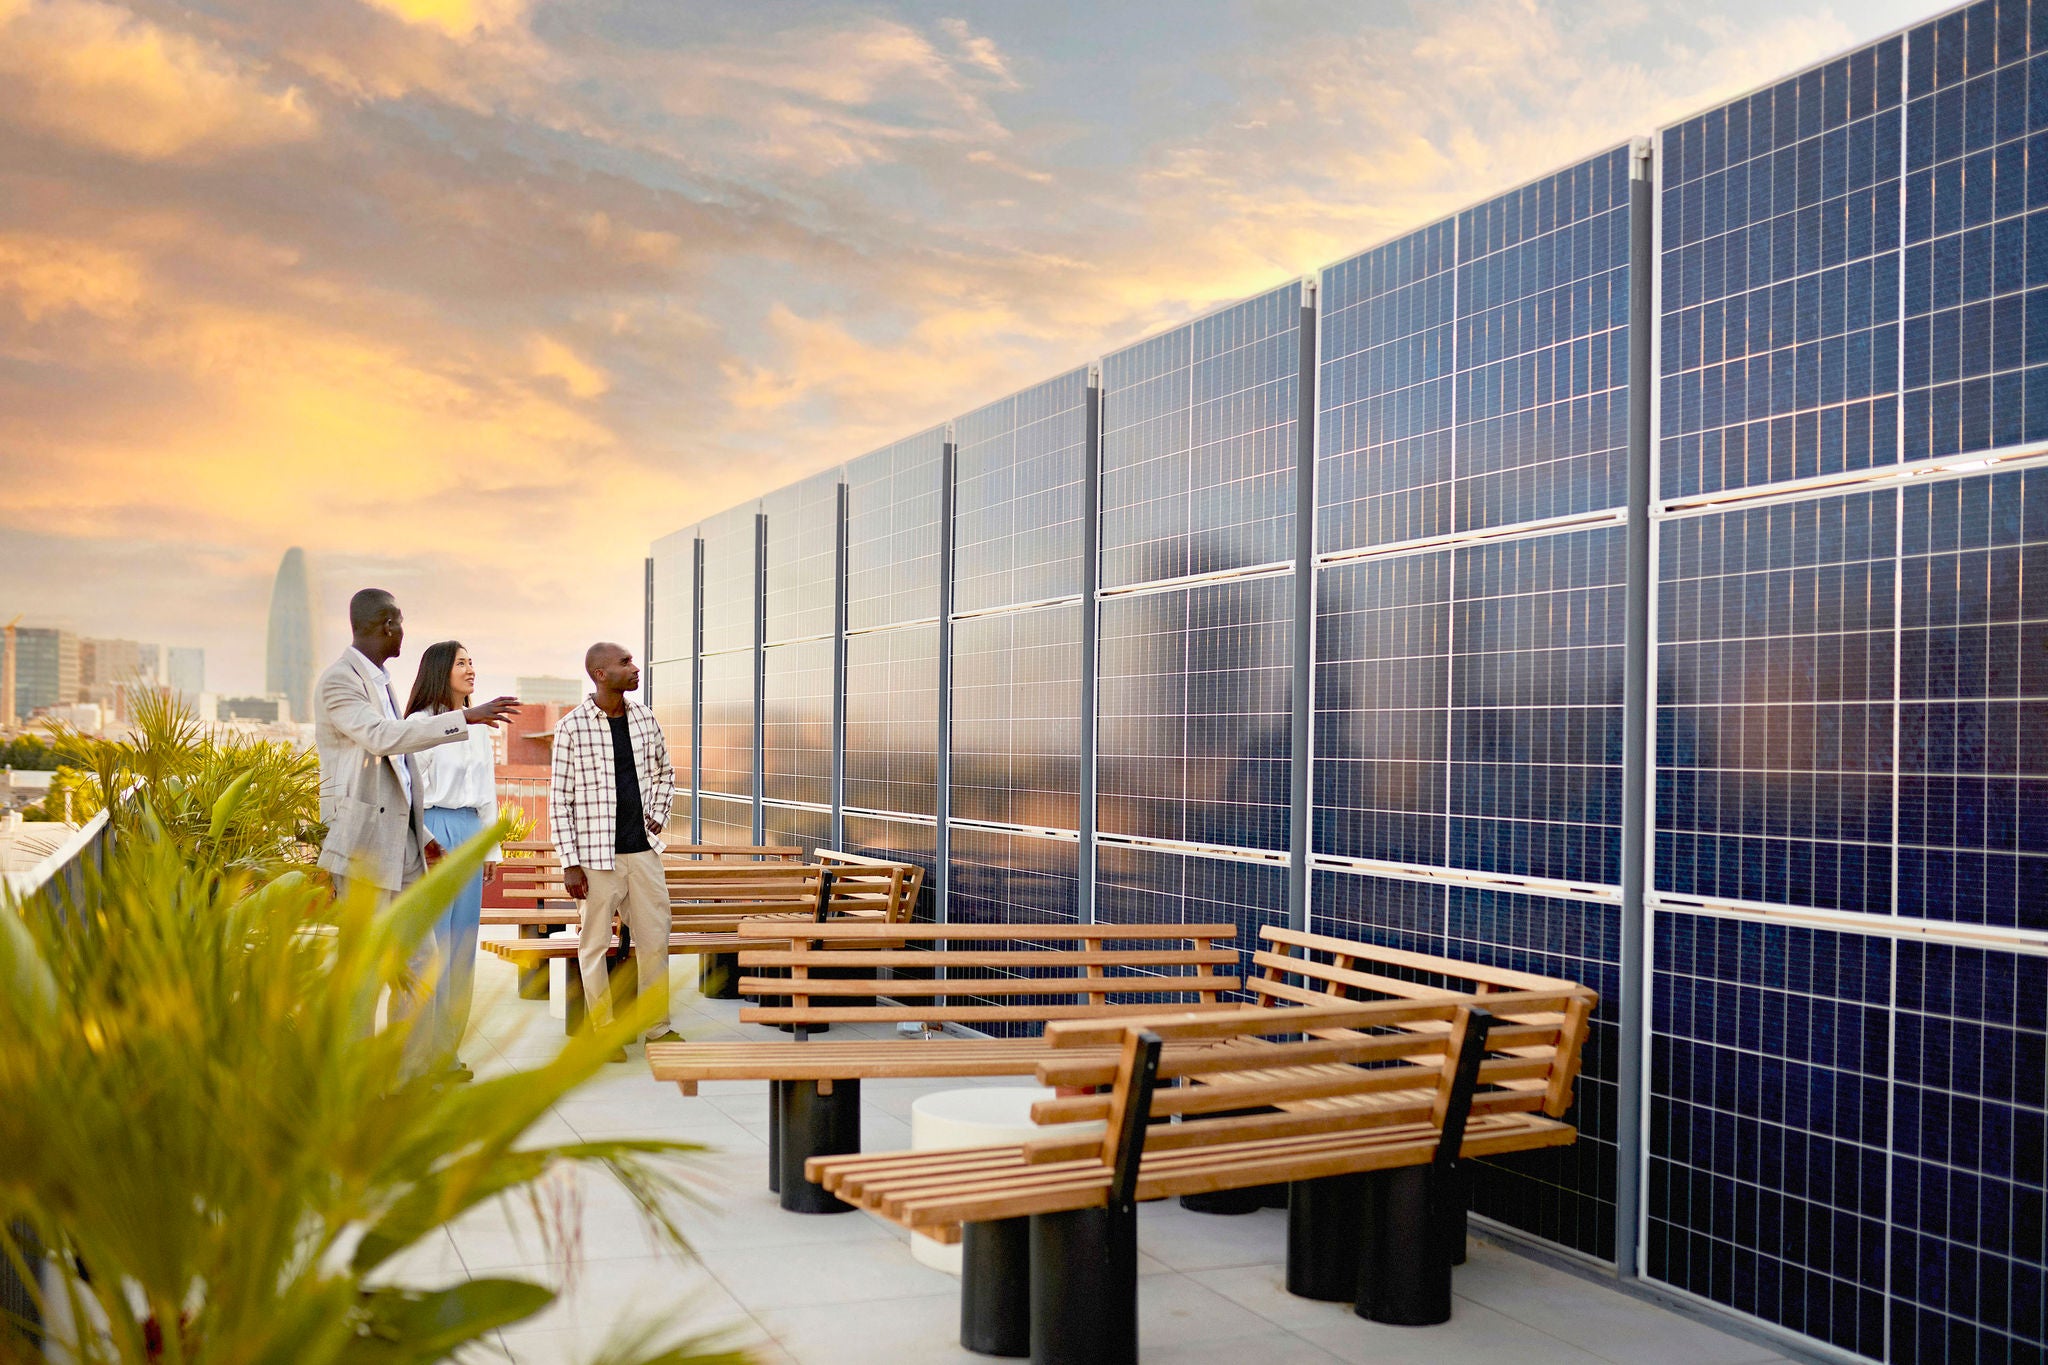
[1,0,1943,696]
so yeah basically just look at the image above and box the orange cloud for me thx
[0,0,316,161]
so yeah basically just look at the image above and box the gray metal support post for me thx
[643,556,654,708]
[752,512,767,845]
[832,481,849,850]
[1615,136,1655,1280]
[1078,375,1102,924]
[934,435,957,923]
[690,536,704,843]
[1290,282,1318,932]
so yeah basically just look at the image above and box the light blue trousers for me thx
[407,805,485,1069]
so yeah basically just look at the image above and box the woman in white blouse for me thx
[403,639,502,1079]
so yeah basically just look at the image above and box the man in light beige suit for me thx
[315,588,519,904]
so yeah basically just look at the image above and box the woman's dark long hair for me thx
[404,640,467,717]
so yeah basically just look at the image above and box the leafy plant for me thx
[497,802,537,847]
[0,813,750,1365]
[45,690,320,878]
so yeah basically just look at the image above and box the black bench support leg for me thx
[767,1081,786,1195]
[777,1079,860,1214]
[1287,1173,1370,1301]
[700,952,742,1000]
[1030,1204,1137,1365]
[515,924,551,999]
[960,1217,1030,1357]
[1355,1166,1454,1326]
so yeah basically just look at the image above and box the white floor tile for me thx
[753,1290,985,1365]
[692,1235,961,1312]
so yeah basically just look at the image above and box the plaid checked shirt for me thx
[549,696,675,871]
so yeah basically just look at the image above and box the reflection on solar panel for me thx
[1097,575,1293,852]
[1660,39,1904,497]
[947,827,1080,926]
[764,468,842,645]
[1099,285,1302,589]
[949,603,1082,830]
[762,800,830,856]
[1904,2,2048,459]
[954,368,1091,614]
[1657,488,1899,915]
[846,428,947,631]
[699,503,759,655]
[1096,843,1289,993]
[649,664,695,800]
[762,638,833,807]
[698,648,756,801]
[649,526,696,665]
[697,794,754,847]
[841,814,938,921]
[1899,468,2048,931]
[844,623,938,817]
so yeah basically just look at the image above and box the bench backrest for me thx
[1028,988,1598,1175]
[816,849,927,922]
[734,920,1242,1027]
[1248,925,1577,1008]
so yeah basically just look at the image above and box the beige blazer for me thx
[314,649,469,891]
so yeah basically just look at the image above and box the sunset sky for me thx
[0,0,1933,699]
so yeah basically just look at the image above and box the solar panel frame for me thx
[953,367,1092,614]
[948,601,1083,831]
[846,427,948,632]
[843,621,940,818]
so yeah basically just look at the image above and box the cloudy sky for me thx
[0,0,1934,698]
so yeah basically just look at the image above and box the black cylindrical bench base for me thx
[775,1079,860,1213]
[767,1081,785,1194]
[1180,1187,1266,1215]
[700,952,742,1000]
[1355,1166,1454,1326]
[960,1217,1031,1357]
[1030,1205,1138,1365]
[1287,1173,1369,1301]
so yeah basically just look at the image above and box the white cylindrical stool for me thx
[906,1087,1105,1274]
[546,929,578,1021]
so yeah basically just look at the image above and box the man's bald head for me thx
[583,642,640,708]
[584,642,628,679]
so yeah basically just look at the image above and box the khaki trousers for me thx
[577,851,671,1039]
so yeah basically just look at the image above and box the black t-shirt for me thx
[610,713,651,854]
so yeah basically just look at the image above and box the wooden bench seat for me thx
[809,987,1595,1358]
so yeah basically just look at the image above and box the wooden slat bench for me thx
[646,919,1243,1211]
[810,987,1595,1359]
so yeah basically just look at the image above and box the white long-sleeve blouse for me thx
[412,715,502,862]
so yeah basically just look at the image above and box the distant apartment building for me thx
[13,627,79,718]
[219,694,291,724]
[166,647,205,698]
[78,637,163,717]
[515,675,584,706]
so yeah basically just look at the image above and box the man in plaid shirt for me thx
[550,641,680,1057]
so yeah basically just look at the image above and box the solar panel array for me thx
[646,9,2048,1359]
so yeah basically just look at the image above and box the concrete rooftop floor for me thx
[405,940,1814,1365]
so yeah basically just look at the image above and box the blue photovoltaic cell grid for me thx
[1450,524,1628,885]
[649,664,694,798]
[1904,0,2048,460]
[954,368,1090,614]
[844,623,939,817]
[1308,871,1620,1259]
[650,527,695,665]
[698,793,754,847]
[846,428,947,631]
[762,638,833,807]
[1660,38,1905,497]
[949,603,1082,830]
[762,800,831,856]
[1313,551,1451,865]
[1657,488,1899,915]
[1648,912,1893,1359]
[1317,220,1457,551]
[1096,575,1294,852]
[698,648,755,801]
[1456,146,1634,530]
[699,503,759,656]
[1096,844,1290,995]
[1890,937,2048,1362]
[841,813,938,921]
[763,468,842,645]
[1099,284,1301,589]
[948,828,1081,927]
[1899,468,2048,931]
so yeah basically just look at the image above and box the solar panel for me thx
[697,793,755,847]
[649,526,696,665]
[763,468,843,645]
[949,602,1082,830]
[1660,37,1904,497]
[762,637,833,807]
[846,427,947,631]
[1099,284,1302,589]
[1903,0,2048,459]
[762,800,831,855]
[1656,487,1899,915]
[698,648,756,802]
[840,814,938,921]
[843,622,939,817]
[1096,574,1294,853]
[649,660,695,811]
[953,367,1091,614]
[698,503,759,656]
[948,827,1080,926]
[1096,843,1289,994]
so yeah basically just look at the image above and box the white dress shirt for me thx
[412,709,502,863]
